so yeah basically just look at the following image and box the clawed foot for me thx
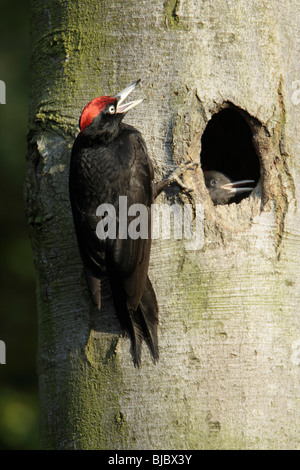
[167,160,198,192]
[153,160,198,199]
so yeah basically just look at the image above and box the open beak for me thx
[220,179,255,194]
[115,79,144,114]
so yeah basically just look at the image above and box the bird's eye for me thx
[211,179,217,186]
[108,105,116,114]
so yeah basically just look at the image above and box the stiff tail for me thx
[110,275,159,367]
[137,277,159,363]
[84,266,101,309]
[127,277,159,366]
[127,308,145,367]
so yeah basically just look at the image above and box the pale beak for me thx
[115,79,144,114]
[220,179,255,194]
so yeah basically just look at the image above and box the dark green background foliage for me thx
[0,1,39,449]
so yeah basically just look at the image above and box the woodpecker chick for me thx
[204,170,255,205]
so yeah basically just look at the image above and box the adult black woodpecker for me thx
[69,79,194,366]
[204,170,255,205]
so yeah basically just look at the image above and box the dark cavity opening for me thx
[200,107,261,204]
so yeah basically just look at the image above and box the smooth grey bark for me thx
[26,0,300,449]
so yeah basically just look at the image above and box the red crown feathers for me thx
[79,96,116,131]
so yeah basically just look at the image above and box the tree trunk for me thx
[26,0,300,449]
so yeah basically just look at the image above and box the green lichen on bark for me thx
[29,0,119,135]
[39,329,131,449]
[70,336,130,450]
[163,0,181,29]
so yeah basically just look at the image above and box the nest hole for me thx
[200,106,261,204]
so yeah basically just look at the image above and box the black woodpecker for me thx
[69,79,195,366]
[204,170,255,205]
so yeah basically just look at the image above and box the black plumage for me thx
[69,80,172,366]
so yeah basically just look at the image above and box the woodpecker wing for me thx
[69,125,156,321]
[103,128,159,364]
[104,127,154,311]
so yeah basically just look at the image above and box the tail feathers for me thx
[128,308,145,368]
[137,277,159,363]
[105,272,159,367]
[84,266,101,309]
[128,277,159,366]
